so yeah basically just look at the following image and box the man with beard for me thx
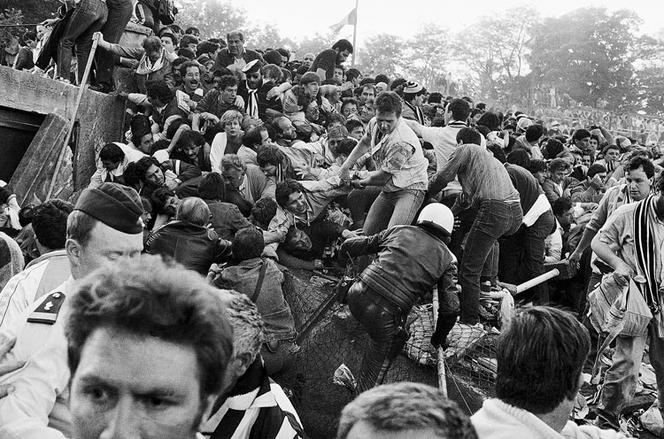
[238,60,287,120]
[310,39,353,82]
[213,30,264,80]
[177,61,205,109]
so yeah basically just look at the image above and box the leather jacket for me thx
[145,220,231,275]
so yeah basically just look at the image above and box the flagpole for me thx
[351,0,358,66]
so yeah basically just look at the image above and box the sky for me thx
[239,0,664,45]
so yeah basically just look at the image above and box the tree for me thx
[176,0,247,40]
[292,34,334,60]
[246,23,296,52]
[356,33,406,78]
[632,35,664,113]
[449,6,538,105]
[529,7,641,110]
[403,23,451,90]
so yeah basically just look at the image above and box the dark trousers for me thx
[57,0,108,83]
[347,280,409,392]
[499,210,555,304]
[95,0,133,87]
[460,200,522,324]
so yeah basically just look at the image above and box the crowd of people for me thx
[1,3,664,438]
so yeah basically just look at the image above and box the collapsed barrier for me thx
[280,269,497,439]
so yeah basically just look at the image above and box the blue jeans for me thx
[58,0,108,83]
[599,323,664,421]
[95,0,133,87]
[363,188,425,235]
[460,200,522,324]
[499,209,555,304]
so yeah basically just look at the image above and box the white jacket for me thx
[471,399,629,439]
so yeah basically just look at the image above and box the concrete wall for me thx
[0,66,127,202]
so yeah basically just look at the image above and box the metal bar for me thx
[515,268,560,295]
[432,287,448,397]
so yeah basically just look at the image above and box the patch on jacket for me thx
[27,291,65,325]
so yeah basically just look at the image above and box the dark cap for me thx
[74,183,144,234]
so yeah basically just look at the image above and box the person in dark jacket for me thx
[197,173,251,240]
[145,197,230,274]
[340,203,459,392]
[214,227,298,376]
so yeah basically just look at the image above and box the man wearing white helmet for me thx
[339,203,459,392]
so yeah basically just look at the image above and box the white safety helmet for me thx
[416,203,454,236]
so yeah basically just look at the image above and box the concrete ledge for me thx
[0,66,127,200]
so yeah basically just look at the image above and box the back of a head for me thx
[525,125,545,143]
[337,382,477,439]
[549,158,570,174]
[65,254,234,397]
[198,172,226,201]
[496,306,590,414]
[32,199,74,250]
[223,289,266,362]
[506,149,531,169]
[99,143,125,164]
[552,197,573,217]
[176,197,210,226]
[476,112,500,131]
[250,197,277,229]
[544,138,564,160]
[587,163,607,179]
[232,226,264,261]
[456,127,481,146]
[449,98,471,122]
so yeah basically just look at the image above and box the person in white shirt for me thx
[471,307,627,439]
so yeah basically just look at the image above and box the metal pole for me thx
[46,33,100,200]
[432,287,448,397]
[351,0,358,66]
[0,24,41,28]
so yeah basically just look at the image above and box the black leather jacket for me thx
[341,225,458,311]
[145,220,231,275]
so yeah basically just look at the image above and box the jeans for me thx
[347,280,409,392]
[599,323,664,421]
[58,0,108,83]
[363,188,425,235]
[95,0,133,87]
[499,210,555,304]
[347,186,381,230]
[460,200,522,324]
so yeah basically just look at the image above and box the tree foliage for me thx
[176,0,247,40]
[357,33,406,78]
[529,7,641,110]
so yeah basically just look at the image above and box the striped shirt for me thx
[201,360,306,439]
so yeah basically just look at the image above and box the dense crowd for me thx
[1,1,664,438]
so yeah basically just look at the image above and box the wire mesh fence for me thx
[279,269,499,439]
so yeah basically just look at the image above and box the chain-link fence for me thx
[280,269,498,439]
